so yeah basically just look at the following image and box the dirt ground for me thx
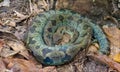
[0,0,120,72]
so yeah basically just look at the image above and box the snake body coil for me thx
[26,9,109,65]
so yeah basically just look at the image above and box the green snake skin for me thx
[26,9,109,65]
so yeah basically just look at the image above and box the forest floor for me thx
[0,0,120,72]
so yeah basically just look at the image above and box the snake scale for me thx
[26,9,109,65]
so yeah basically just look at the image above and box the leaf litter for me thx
[0,0,120,72]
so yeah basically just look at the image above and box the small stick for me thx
[87,54,120,72]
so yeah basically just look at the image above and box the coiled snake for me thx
[26,9,109,65]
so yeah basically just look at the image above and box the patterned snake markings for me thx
[26,9,109,65]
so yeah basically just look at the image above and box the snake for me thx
[26,9,109,65]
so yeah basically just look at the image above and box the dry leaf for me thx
[86,25,120,71]
[88,54,120,72]
[37,0,50,11]
[7,20,16,27]
[0,31,29,59]
[3,58,39,72]
[56,0,92,14]
[103,26,120,62]
[13,10,27,19]
[74,63,84,72]
[14,26,26,40]
[0,39,4,53]
[0,46,18,57]
[39,66,57,72]
[103,26,120,48]
[113,53,120,63]
[2,19,16,27]
[0,58,7,72]
[57,64,75,72]
[7,40,29,59]
[33,4,44,14]
[88,43,99,54]
[0,39,18,58]
[0,20,3,25]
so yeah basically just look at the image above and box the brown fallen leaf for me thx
[3,19,16,27]
[27,0,45,17]
[88,43,99,54]
[13,10,27,19]
[0,20,3,25]
[103,26,120,62]
[13,10,30,23]
[0,46,18,57]
[0,39,4,53]
[103,26,120,47]
[14,26,26,40]
[3,58,39,72]
[6,40,29,59]
[8,20,16,27]
[74,62,84,72]
[57,64,76,72]
[87,37,120,72]
[39,66,57,72]
[0,58,7,72]
[36,0,50,11]
[113,53,120,63]
[56,0,92,14]
[0,31,29,59]
[0,38,18,58]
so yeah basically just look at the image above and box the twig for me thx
[87,54,120,72]
[42,0,49,10]
[29,0,33,13]
[15,14,33,23]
